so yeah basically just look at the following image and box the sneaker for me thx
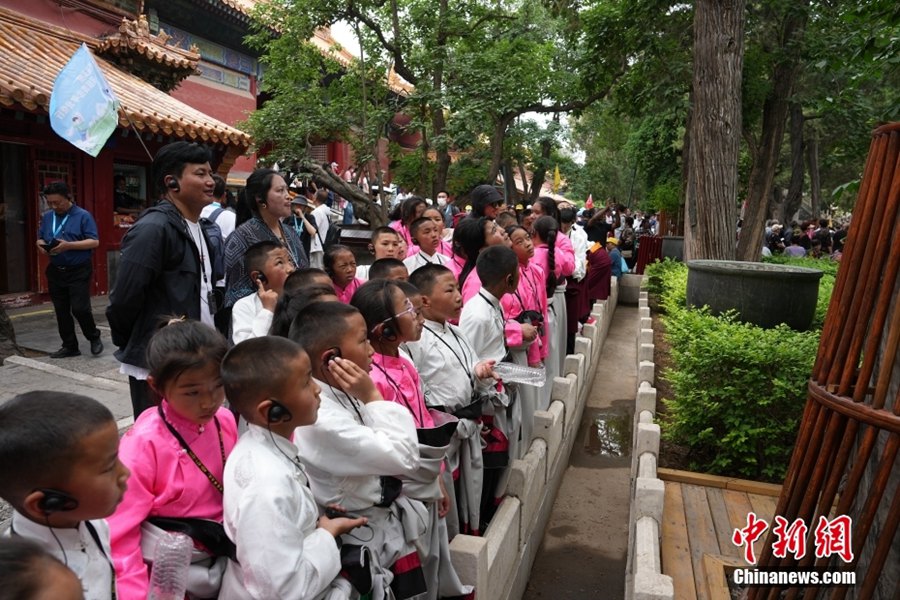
[90,338,104,356]
[49,347,81,359]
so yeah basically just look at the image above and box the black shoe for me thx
[90,338,103,356]
[50,347,81,359]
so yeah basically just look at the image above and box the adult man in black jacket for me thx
[106,142,224,418]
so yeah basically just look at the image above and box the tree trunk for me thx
[302,159,387,226]
[0,304,23,362]
[431,0,451,197]
[528,137,553,201]
[683,0,745,262]
[735,4,808,261]
[782,102,805,222]
[488,115,514,184]
[807,125,821,218]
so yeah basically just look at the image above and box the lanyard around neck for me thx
[51,212,70,239]
[158,405,225,494]
[372,357,425,427]
[422,323,474,384]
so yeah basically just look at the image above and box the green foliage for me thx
[646,259,833,481]
[446,153,490,198]
[646,177,682,214]
[388,145,435,195]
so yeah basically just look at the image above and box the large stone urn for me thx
[686,260,824,330]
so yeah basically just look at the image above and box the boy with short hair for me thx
[231,241,296,343]
[290,302,427,599]
[368,258,410,282]
[406,264,495,535]
[357,227,402,281]
[0,392,130,600]
[403,217,449,273]
[458,246,521,524]
[220,336,365,599]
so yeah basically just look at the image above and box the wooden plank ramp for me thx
[659,471,782,600]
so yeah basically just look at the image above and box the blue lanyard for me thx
[51,213,69,239]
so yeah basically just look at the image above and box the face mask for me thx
[437,197,447,207]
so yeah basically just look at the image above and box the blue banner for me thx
[50,44,120,157]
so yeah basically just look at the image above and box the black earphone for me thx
[267,399,293,423]
[376,285,398,341]
[254,272,268,285]
[36,489,79,515]
[166,178,180,192]
[323,346,341,368]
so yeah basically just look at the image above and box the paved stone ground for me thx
[525,305,637,598]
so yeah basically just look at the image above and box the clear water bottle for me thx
[147,531,192,600]
[493,362,546,387]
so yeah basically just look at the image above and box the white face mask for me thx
[437,197,447,207]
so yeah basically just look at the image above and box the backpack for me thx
[316,220,342,252]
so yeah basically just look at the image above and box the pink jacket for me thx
[333,277,364,304]
[370,353,435,429]
[500,261,549,363]
[108,402,238,600]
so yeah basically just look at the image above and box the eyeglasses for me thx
[374,298,420,333]
[394,297,421,319]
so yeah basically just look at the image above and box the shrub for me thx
[647,260,830,481]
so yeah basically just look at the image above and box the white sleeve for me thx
[231,298,273,343]
[295,400,420,477]
[459,310,492,360]
[571,228,588,281]
[224,463,341,599]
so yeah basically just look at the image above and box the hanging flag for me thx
[553,165,561,193]
[50,44,120,158]
[585,194,594,209]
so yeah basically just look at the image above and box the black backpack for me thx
[317,220,342,252]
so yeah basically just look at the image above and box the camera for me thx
[514,310,544,336]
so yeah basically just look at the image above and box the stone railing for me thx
[450,279,618,600]
[625,289,674,600]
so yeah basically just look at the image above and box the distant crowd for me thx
[1,142,639,600]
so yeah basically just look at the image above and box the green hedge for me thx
[645,258,833,481]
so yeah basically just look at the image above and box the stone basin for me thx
[686,260,824,330]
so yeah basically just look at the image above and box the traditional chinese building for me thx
[0,1,256,304]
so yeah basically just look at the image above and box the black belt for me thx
[50,262,90,271]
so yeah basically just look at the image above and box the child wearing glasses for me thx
[351,279,473,600]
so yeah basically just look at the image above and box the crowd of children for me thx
[1,146,623,599]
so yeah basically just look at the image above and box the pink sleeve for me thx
[460,270,482,303]
[555,234,576,278]
[107,427,158,600]
[504,319,524,348]
[499,289,525,348]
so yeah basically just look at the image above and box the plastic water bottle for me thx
[147,531,192,600]
[493,362,546,387]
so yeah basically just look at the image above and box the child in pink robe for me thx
[108,320,238,600]
[325,244,364,303]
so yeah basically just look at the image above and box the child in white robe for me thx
[458,245,521,527]
[403,217,450,273]
[220,336,364,600]
[231,241,295,343]
[406,264,497,536]
[290,301,428,600]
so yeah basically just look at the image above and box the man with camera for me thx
[37,181,103,358]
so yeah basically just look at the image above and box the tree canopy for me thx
[244,0,899,253]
